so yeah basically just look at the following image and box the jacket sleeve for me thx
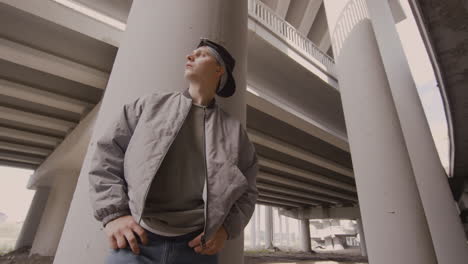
[88,98,142,227]
[222,125,259,240]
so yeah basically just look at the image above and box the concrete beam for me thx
[280,206,361,220]
[257,182,338,204]
[285,0,309,29]
[318,29,331,53]
[275,0,290,19]
[0,141,52,157]
[249,128,353,177]
[0,37,109,89]
[258,173,356,203]
[259,190,321,206]
[71,0,132,23]
[0,160,38,170]
[298,0,322,36]
[0,0,123,47]
[0,127,62,147]
[0,79,93,115]
[0,106,76,134]
[246,86,349,151]
[259,157,356,192]
[258,196,303,208]
[388,0,406,23]
[0,152,43,165]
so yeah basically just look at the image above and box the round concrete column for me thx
[365,1,468,262]
[264,206,274,249]
[30,173,80,256]
[15,187,50,250]
[249,205,256,249]
[332,237,344,250]
[323,0,437,263]
[255,204,261,248]
[356,218,367,256]
[285,216,290,249]
[53,1,248,263]
[299,219,311,252]
[278,212,283,248]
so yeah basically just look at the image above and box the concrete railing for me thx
[248,0,337,78]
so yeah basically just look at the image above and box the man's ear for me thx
[217,65,225,75]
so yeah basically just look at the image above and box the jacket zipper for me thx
[201,106,209,248]
[138,103,192,226]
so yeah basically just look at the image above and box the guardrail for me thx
[248,0,337,78]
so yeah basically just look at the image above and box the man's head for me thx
[184,38,236,97]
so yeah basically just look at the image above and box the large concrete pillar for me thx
[299,219,312,252]
[53,1,248,263]
[356,218,367,256]
[264,206,274,249]
[323,0,437,263]
[14,187,50,250]
[30,172,79,256]
[365,1,468,262]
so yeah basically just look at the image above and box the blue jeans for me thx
[105,228,218,264]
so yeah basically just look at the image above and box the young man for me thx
[88,38,259,263]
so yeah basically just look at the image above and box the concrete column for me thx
[249,205,256,249]
[30,172,80,256]
[264,206,274,249]
[53,1,248,263]
[299,219,312,252]
[365,1,468,263]
[285,216,290,250]
[356,218,367,256]
[323,0,437,263]
[332,237,344,250]
[15,187,50,250]
[278,212,283,248]
[324,237,334,250]
[255,204,261,248]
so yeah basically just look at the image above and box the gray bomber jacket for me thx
[88,88,259,246]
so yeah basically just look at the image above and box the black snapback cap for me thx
[197,38,236,97]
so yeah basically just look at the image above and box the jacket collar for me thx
[182,87,217,109]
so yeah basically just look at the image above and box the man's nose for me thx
[187,54,194,61]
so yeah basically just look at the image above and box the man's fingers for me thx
[195,239,214,254]
[132,224,148,245]
[107,235,118,250]
[124,231,140,255]
[188,233,202,248]
[115,233,127,249]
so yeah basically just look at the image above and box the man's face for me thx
[184,46,224,88]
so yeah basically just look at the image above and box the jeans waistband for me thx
[146,228,204,242]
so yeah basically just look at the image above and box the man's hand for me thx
[104,215,148,255]
[188,226,228,255]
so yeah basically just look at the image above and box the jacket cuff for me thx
[101,209,131,228]
[222,211,239,240]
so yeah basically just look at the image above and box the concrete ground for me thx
[0,247,53,264]
[0,247,367,264]
[244,248,368,264]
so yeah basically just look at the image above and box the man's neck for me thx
[188,83,216,106]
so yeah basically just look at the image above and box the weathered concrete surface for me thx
[415,0,468,199]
